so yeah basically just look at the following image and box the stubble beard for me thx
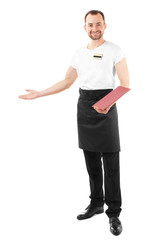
[89,31,102,40]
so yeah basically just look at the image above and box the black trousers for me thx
[83,149,122,218]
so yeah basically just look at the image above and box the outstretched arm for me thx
[18,66,78,100]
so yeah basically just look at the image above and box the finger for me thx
[19,94,31,99]
[99,108,106,113]
[18,95,26,99]
[26,89,34,92]
[94,107,100,111]
[96,109,106,114]
[26,89,35,92]
[94,107,104,113]
[18,95,25,98]
[110,102,116,108]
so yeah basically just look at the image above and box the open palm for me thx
[18,89,40,100]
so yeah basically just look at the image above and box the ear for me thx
[104,23,107,30]
[84,24,86,31]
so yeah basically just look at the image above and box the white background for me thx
[0,0,153,239]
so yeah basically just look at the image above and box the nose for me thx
[92,25,99,32]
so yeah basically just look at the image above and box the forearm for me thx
[120,81,130,88]
[38,79,69,97]
[119,75,130,88]
[110,79,130,108]
[115,58,130,89]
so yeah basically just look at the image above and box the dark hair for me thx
[84,10,105,23]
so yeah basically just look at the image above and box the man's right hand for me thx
[18,89,40,100]
[18,66,78,100]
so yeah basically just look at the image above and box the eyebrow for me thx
[88,22,102,25]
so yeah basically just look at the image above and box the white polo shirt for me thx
[70,40,125,90]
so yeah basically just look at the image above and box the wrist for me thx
[37,91,43,98]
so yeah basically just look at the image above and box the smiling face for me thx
[84,13,106,40]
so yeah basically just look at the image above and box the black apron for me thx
[77,88,121,153]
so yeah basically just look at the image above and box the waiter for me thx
[19,10,130,236]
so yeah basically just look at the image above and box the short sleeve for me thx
[114,46,126,65]
[70,51,78,69]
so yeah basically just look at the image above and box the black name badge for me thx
[93,53,103,60]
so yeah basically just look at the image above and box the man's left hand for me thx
[93,102,116,114]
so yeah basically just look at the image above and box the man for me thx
[19,10,130,236]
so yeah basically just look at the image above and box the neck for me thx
[88,39,106,49]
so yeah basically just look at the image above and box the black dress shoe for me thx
[109,217,122,236]
[77,205,104,220]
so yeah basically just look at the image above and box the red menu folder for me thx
[92,86,131,111]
